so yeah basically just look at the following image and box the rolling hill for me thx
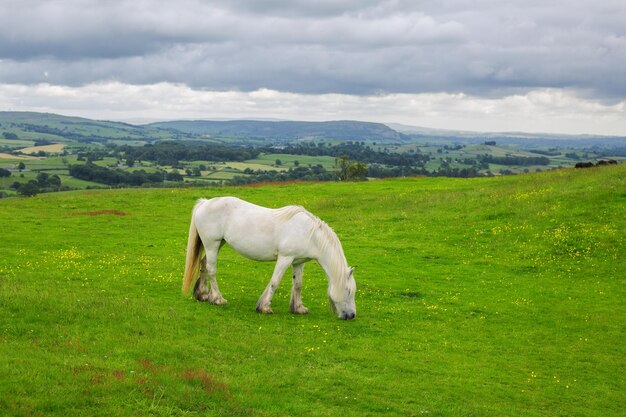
[0,112,181,144]
[1,165,624,416]
[148,119,409,143]
[0,112,409,145]
[1,111,625,148]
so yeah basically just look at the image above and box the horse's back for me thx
[192,197,319,261]
[195,197,304,223]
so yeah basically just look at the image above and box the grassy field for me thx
[248,154,337,170]
[0,153,313,194]
[18,143,67,154]
[0,165,624,416]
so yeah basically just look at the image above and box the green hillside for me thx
[148,119,408,143]
[1,165,624,416]
[0,112,408,146]
[0,111,181,145]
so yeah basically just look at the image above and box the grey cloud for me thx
[0,0,624,99]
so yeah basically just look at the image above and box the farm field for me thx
[3,128,626,197]
[0,153,38,160]
[18,143,67,154]
[247,153,337,170]
[0,152,333,195]
[1,164,625,416]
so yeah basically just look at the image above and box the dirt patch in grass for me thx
[181,368,230,396]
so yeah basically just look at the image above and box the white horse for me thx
[182,197,357,320]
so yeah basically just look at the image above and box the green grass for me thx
[249,153,337,169]
[0,138,35,148]
[1,165,624,416]
[223,162,287,172]
[0,112,175,143]
[6,156,73,170]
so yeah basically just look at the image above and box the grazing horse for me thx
[182,197,357,320]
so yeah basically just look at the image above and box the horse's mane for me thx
[273,205,308,221]
[274,205,348,285]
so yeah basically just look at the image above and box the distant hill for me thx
[0,112,408,145]
[0,112,179,144]
[147,120,409,143]
[1,111,624,148]
[388,123,626,148]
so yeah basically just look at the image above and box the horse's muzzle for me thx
[340,311,356,320]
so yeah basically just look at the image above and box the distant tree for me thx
[275,159,282,166]
[36,172,50,187]
[18,180,40,197]
[17,162,25,171]
[335,156,351,181]
[48,174,61,189]
[166,171,184,182]
[0,168,10,190]
[2,132,18,140]
[348,161,367,181]
[335,156,367,181]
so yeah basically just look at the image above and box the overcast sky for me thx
[1,0,625,135]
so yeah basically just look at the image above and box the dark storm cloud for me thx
[1,0,624,99]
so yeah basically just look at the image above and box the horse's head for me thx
[329,267,357,320]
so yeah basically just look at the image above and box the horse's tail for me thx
[182,210,203,295]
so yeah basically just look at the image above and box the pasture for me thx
[0,165,624,416]
[18,143,67,155]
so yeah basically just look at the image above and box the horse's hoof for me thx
[257,305,273,314]
[291,306,309,315]
[194,292,210,302]
[210,296,228,305]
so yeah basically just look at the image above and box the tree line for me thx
[118,142,261,166]
[261,142,430,167]
[69,163,179,186]
[478,155,550,166]
[4,171,63,197]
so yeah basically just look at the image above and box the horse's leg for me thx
[193,255,211,301]
[194,240,227,305]
[256,255,293,314]
[290,263,309,314]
